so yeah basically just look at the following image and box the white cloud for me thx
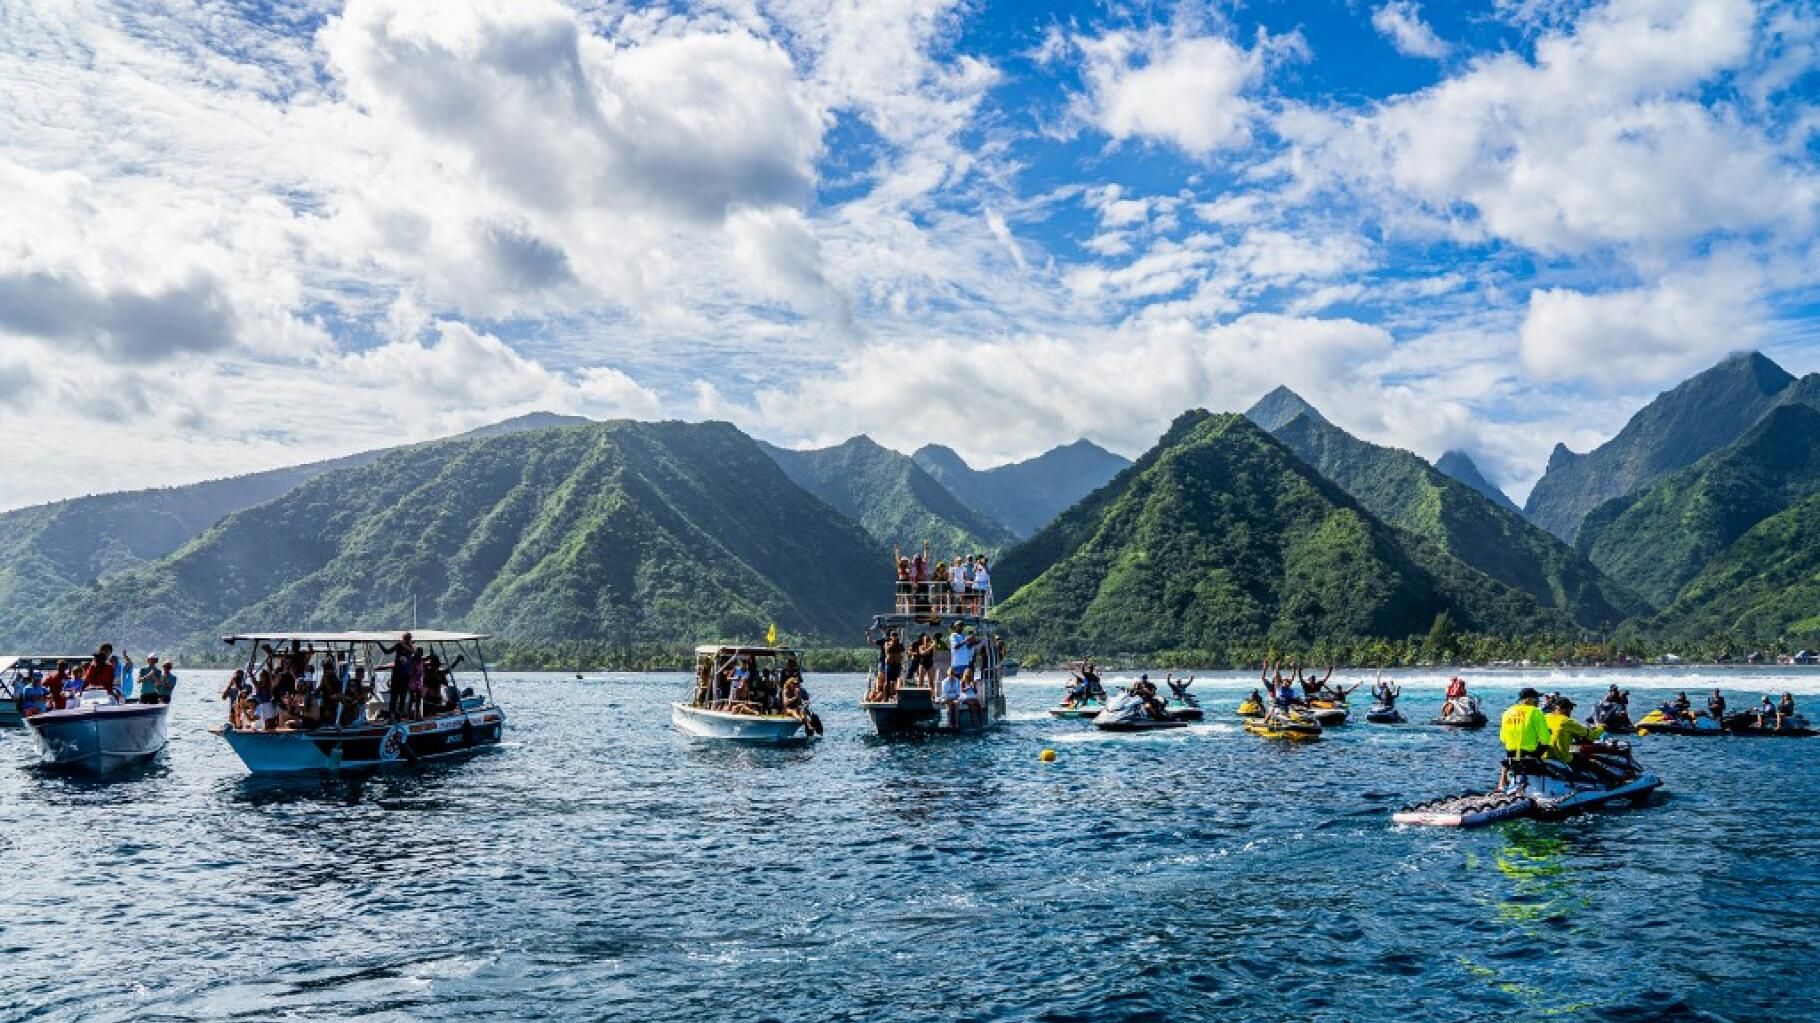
[1075,29,1273,157]
[1372,2,1450,59]
[1519,263,1768,382]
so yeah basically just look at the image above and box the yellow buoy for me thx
[1039,748,1057,763]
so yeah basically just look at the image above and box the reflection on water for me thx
[1,669,1817,1022]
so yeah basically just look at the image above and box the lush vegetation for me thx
[993,412,1568,656]
[1641,493,1820,646]
[1434,450,1523,515]
[1523,351,1798,541]
[1577,403,1820,607]
[912,439,1129,537]
[760,436,1015,555]
[2,420,888,652]
[1266,407,1645,628]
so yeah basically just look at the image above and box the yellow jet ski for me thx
[1244,710,1323,741]
[1236,696,1266,718]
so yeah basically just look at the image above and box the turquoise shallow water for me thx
[2,668,1817,1022]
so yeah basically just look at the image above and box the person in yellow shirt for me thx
[1497,688,1551,789]
[1543,696,1603,763]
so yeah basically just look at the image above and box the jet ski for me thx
[1395,741,1662,828]
[1236,696,1266,718]
[1432,694,1487,728]
[1306,698,1349,726]
[1163,679,1204,722]
[1589,702,1634,735]
[1091,691,1187,732]
[1724,713,1816,737]
[1635,708,1725,736]
[1365,700,1405,724]
[1048,698,1107,720]
[1243,709,1322,741]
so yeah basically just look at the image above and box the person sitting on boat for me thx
[1707,689,1727,725]
[1672,691,1692,717]
[1778,692,1798,729]
[81,645,119,701]
[782,675,821,735]
[1753,695,1776,728]
[1542,697,1602,766]
[1496,688,1551,789]
[343,666,371,727]
[271,670,298,727]
[938,665,963,726]
[19,672,48,718]
[252,669,279,731]
[1132,675,1169,720]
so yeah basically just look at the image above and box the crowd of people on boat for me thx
[220,634,465,732]
[893,543,993,614]
[864,621,996,714]
[1609,685,1803,731]
[13,645,177,716]
[694,653,820,733]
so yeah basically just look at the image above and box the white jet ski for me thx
[1394,741,1661,828]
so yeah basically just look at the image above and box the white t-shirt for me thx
[950,569,967,593]
[972,566,990,591]
[950,633,973,669]
[940,676,961,701]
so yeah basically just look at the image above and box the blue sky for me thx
[0,0,1816,510]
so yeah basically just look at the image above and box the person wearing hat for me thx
[1497,687,1551,789]
[1543,696,1601,766]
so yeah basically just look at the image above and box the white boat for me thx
[0,655,89,728]
[860,606,1008,736]
[672,645,814,743]
[213,630,506,773]
[24,688,170,774]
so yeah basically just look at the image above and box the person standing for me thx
[83,645,119,701]
[971,556,992,613]
[379,633,416,723]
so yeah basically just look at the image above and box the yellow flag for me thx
[766,623,778,646]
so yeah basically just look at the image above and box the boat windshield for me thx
[689,647,804,717]
[220,632,494,733]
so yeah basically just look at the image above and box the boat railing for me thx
[893,581,992,616]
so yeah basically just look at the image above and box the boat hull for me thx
[218,707,505,773]
[863,687,1004,735]
[1,703,21,728]
[24,703,170,774]
[1047,703,1104,719]
[671,704,806,742]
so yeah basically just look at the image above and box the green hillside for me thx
[1435,450,1522,515]
[993,412,1565,655]
[759,436,1015,555]
[912,440,1129,537]
[4,420,884,651]
[1577,403,1820,607]
[1523,351,1796,541]
[1648,492,1820,644]
[1264,407,1645,627]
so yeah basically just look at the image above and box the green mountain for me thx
[992,411,1566,654]
[1249,397,1643,627]
[0,412,590,624]
[1243,385,1328,433]
[759,436,1015,554]
[3,420,884,651]
[1435,450,1522,515]
[1576,403,1820,608]
[912,440,1130,537]
[1647,492,1820,643]
[1524,351,1797,541]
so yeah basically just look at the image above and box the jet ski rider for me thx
[1131,674,1168,720]
[1497,688,1550,790]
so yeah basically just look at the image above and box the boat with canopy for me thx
[213,631,505,773]
[672,645,817,742]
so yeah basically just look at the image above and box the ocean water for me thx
[3,667,1817,1023]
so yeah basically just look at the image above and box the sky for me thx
[1,0,1817,512]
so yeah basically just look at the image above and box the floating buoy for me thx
[1039,748,1056,763]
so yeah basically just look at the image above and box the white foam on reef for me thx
[1011,666,1820,695]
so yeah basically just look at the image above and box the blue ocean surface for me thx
[3,668,1817,1022]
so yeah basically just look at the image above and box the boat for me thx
[859,599,1008,735]
[1365,697,1405,724]
[1235,695,1266,718]
[672,645,817,742]
[1394,741,1662,828]
[23,685,171,774]
[1432,694,1488,728]
[1244,709,1322,741]
[1091,690,1188,732]
[1634,709,1726,737]
[213,631,505,773]
[0,655,88,728]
